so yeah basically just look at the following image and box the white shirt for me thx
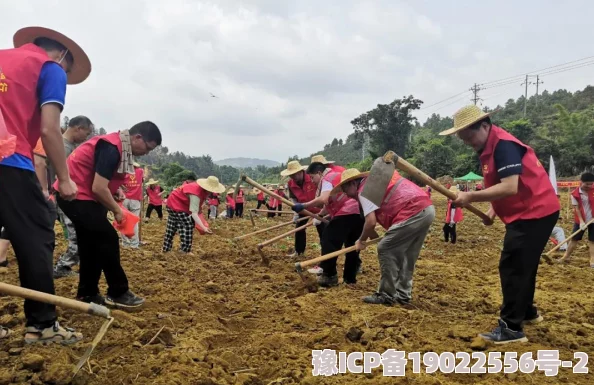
[571,188,592,222]
[359,194,379,217]
[321,180,334,193]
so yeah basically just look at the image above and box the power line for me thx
[419,90,470,110]
[539,60,594,77]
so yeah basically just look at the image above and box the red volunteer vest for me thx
[56,133,126,201]
[124,168,144,200]
[571,188,594,224]
[235,190,244,204]
[208,194,219,206]
[268,191,279,209]
[479,125,559,224]
[0,44,53,160]
[257,192,264,201]
[226,194,236,209]
[328,164,345,173]
[147,185,163,205]
[167,182,209,214]
[323,171,360,218]
[359,171,432,230]
[288,172,320,213]
[445,201,463,223]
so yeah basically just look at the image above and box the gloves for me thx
[292,203,305,213]
[313,218,321,226]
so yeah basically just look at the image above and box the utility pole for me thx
[470,83,482,105]
[534,75,544,106]
[521,75,531,117]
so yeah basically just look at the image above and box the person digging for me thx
[163,176,225,253]
[441,105,560,344]
[558,172,594,267]
[56,122,162,310]
[0,26,91,344]
[292,162,363,287]
[145,178,164,221]
[334,168,434,305]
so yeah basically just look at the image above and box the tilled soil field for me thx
[0,193,593,384]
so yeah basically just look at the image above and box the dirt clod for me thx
[346,327,364,342]
[21,354,45,372]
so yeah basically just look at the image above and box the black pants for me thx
[256,200,265,209]
[443,223,457,244]
[320,214,364,283]
[294,215,326,254]
[58,198,129,299]
[277,204,283,216]
[235,203,244,218]
[267,205,276,218]
[500,211,559,331]
[146,204,163,219]
[0,166,56,327]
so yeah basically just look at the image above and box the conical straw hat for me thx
[439,105,493,136]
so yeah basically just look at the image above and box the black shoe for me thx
[317,274,338,287]
[54,267,78,279]
[0,260,7,268]
[76,294,106,305]
[479,319,528,344]
[362,292,396,306]
[105,290,145,309]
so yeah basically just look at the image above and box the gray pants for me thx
[377,205,435,302]
[55,206,79,270]
[209,205,217,219]
[122,199,141,248]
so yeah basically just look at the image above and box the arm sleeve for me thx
[37,62,67,110]
[321,180,334,193]
[493,140,526,179]
[189,195,200,213]
[94,141,121,180]
[358,194,379,217]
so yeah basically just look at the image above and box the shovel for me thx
[542,218,594,263]
[0,282,113,377]
[365,151,492,223]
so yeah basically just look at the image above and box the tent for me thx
[456,171,483,181]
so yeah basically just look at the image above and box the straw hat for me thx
[439,105,493,136]
[133,162,141,168]
[311,154,335,164]
[280,160,307,177]
[13,26,91,85]
[330,168,369,195]
[146,178,159,186]
[449,185,459,194]
[197,176,226,193]
[279,186,285,190]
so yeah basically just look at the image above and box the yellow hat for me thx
[330,168,369,195]
[197,176,226,193]
[280,160,307,177]
[311,154,335,164]
[133,162,141,168]
[449,185,459,194]
[439,105,493,136]
[146,178,159,185]
[13,26,91,85]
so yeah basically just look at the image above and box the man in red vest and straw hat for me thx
[56,122,161,310]
[441,105,560,344]
[0,26,91,344]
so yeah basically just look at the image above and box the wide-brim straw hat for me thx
[146,178,159,185]
[330,168,369,195]
[311,154,335,164]
[14,26,91,85]
[197,176,226,193]
[133,162,141,168]
[280,160,307,177]
[439,105,493,136]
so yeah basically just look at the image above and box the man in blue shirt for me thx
[0,27,91,345]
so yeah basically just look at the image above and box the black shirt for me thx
[493,140,526,179]
[94,140,120,180]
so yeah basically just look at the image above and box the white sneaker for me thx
[307,266,323,275]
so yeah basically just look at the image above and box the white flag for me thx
[549,155,558,195]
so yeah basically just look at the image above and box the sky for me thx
[3,0,594,162]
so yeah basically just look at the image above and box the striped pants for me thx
[162,208,195,253]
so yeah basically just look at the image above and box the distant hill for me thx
[214,157,280,168]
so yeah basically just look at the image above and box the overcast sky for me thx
[3,0,594,162]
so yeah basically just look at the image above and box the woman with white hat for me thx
[0,26,91,344]
[145,179,164,220]
[163,176,225,253]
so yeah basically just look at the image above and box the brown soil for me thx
[0,194,592,384]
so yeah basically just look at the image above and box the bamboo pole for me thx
[233,216,309,241]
